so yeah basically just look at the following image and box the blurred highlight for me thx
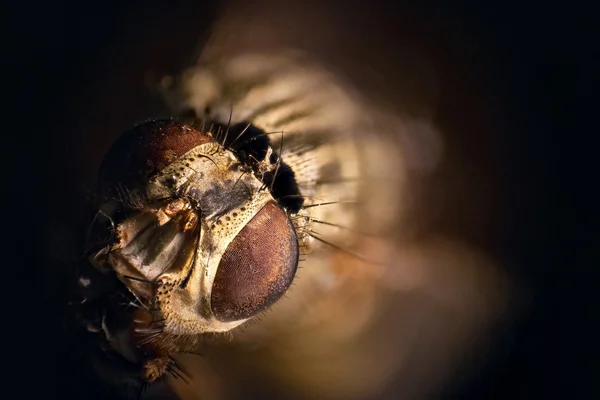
[154,2,515,400]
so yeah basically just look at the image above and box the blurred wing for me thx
[159,5,508,400]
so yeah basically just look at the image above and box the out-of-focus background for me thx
[5,0,591,399]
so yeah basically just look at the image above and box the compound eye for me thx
[97,120,212,204]
[211,201,299,322]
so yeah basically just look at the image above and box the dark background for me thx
[5,0,591,398]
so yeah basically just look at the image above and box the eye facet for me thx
[98,119,212,203]
[211,201,299,322]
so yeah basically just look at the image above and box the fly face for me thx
[63,5,515,398]
[86,119,302,379]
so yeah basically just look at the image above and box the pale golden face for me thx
[88,120,308,358]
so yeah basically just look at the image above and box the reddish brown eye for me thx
[98,119,212,202]
[211,201,299,322]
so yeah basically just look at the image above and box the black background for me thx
[5,1,591,399]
